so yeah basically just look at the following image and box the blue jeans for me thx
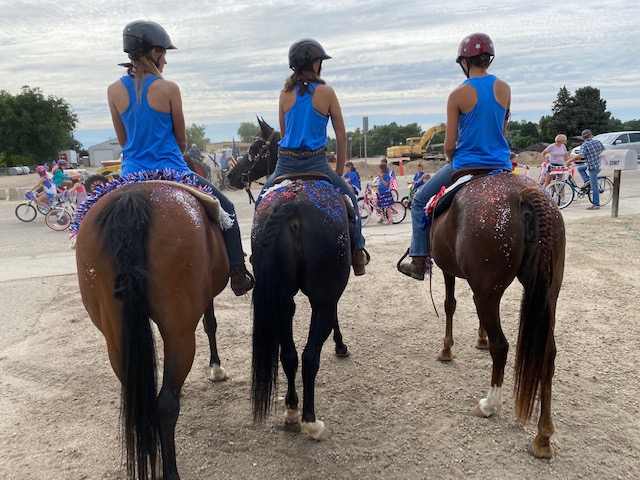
[578,164,601,206]
[409,163,454,256]
[256,152,365,249]
[193,174,245,267]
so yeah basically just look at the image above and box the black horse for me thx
[227,117,280,202]
[249,168,353,441]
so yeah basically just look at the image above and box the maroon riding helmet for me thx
[456,33,495,77]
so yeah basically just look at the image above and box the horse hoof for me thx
[284,408,301,425]
[301,420,330,441]
[335,345,349,357]
[529,437,555,458]
[209,365,228,382]
[437,348,453,362]
[473,403,492,418]
[476,339,489,349]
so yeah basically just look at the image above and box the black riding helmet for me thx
[123,20,176,61]
[288,38,331,71]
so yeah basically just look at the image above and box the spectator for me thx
[568,129,605,210]
[187,143,202,160]
[540,134,570,188]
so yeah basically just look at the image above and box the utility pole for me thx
[363,116,368,165]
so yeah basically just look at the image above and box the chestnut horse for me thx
[429,172,565,458]
[75,181,230,479]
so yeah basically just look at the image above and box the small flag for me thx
[389,175,399,192]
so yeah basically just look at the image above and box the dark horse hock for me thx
[251,179,352,441]
[76,182,230,479]
[429,172,565,458]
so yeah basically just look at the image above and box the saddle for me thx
[431,168,508,219]
[271,173,357,223]
[273,172,332,185]
[150,180,222,225]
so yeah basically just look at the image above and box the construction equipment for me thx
[386,123,446,159]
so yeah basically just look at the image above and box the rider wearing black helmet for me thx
[107,20,254,296]
[255,38,369,276]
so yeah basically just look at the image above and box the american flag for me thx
[229,138,240,169]
[389,174,399,192]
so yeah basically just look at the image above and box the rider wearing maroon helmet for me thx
[398,32,512,281]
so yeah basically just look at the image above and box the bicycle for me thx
[15,191,53,222]
[357,182,407,226]
[544,162,613,209]
[45,192,77,231]
[400,183,422,209]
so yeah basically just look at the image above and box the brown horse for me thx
[75,181,230,479]
[429,172,565,458]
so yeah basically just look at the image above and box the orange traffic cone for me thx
[399,159,405,176]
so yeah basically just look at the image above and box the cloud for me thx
[1,0,638,147]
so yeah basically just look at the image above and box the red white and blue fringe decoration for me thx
[69,169,234,236]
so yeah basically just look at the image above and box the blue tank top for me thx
[452,75,511,171]
[279,83,329,151]
[119,75,189,176]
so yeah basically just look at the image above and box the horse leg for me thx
[476,325,489,350]
[300,303,335,441]
[332,319,349,357]
[472,294,508,418]
[157,333,197,480]
[438,274,456,361]
[201,300,228,381]
[531,336,557,458]
[279,298,301,427]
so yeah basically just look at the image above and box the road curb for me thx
[1,187,30,201]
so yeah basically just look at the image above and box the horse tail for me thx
[251,202,297,423]
[513,186,559,425]
[96,190,158,479]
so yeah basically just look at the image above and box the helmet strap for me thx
[460,60,470,79]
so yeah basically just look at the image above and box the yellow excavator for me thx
[386,123,446,159]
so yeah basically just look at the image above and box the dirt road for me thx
[1,163,639,479]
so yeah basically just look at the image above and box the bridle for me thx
[241,128,279,203]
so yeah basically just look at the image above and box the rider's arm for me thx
[167,81,187,153]
[444,88,461,162]
[107,82,128,148]
[326,87,346,176]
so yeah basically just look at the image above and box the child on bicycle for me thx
[28,165,57,209]
[342,161,361,195]
[51,159,72,189]
[410,163,428,191]
[66,171,88,204]
[376,163,394,224]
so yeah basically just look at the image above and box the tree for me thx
[571,86,610,135]
[0,86,78,164]
[546,85,611,139]
[237,122,260,143]
[186,124,209,149]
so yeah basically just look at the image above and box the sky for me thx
[1,0,638,149]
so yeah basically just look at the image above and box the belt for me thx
[278,147,326,158]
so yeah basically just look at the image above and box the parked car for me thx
[571,131,640,156]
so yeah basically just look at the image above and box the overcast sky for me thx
[1,0,638,149]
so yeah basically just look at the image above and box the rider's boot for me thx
[230,264,255,296]
[352,248,370,276]
[398,255,432,281]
